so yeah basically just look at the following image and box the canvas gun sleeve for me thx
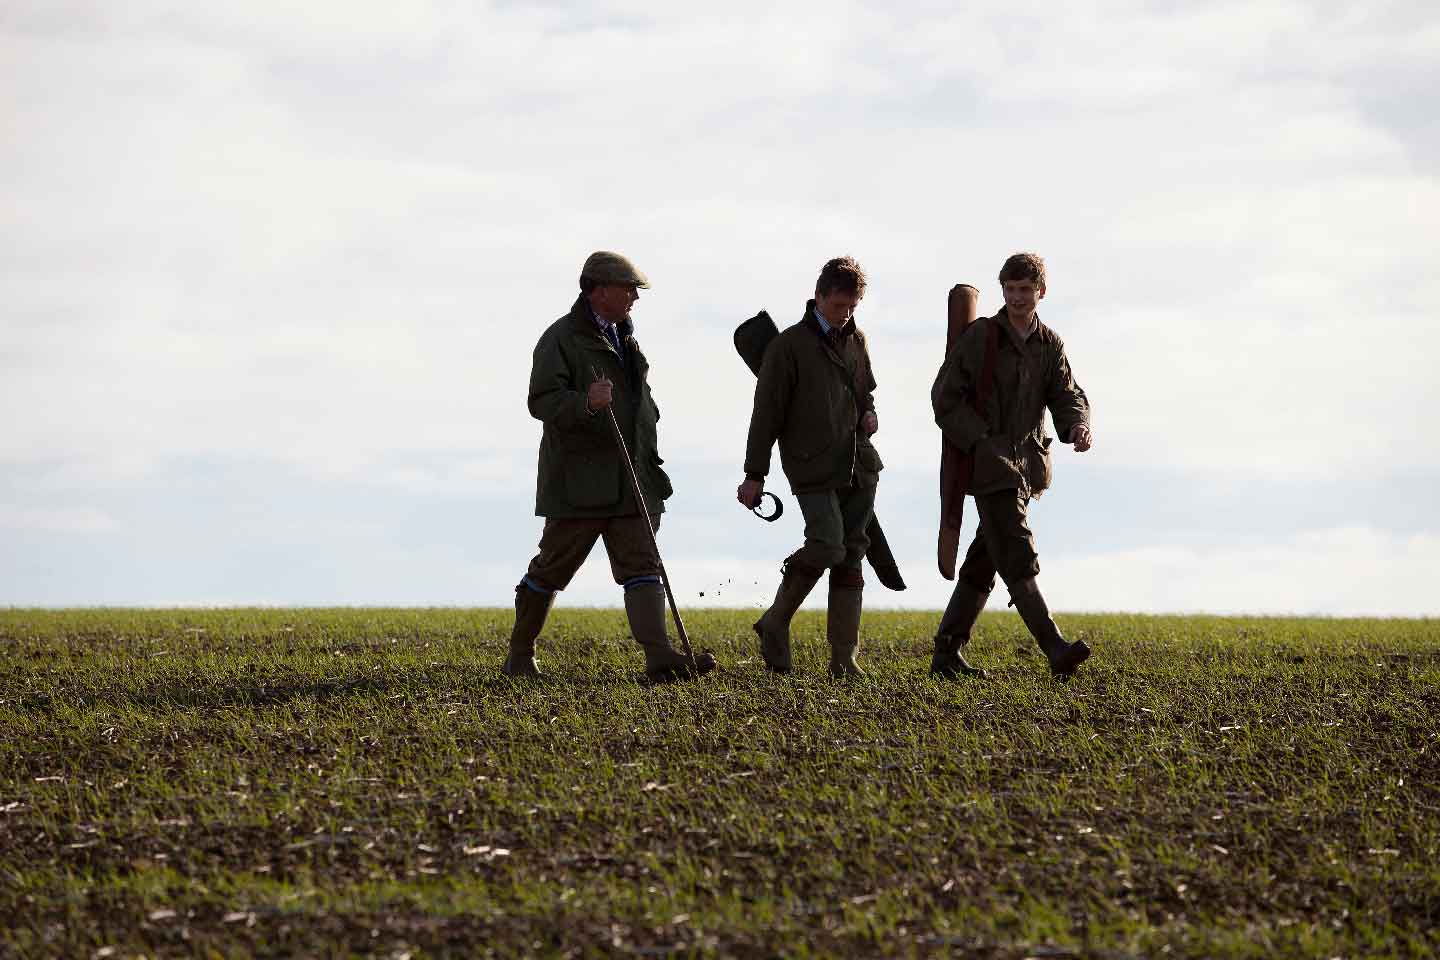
[1044,336,1090,443]
[526,331,608,438]
[743,336,798,482]
[931,322,991,452]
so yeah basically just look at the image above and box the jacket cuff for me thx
[744,471,765,482]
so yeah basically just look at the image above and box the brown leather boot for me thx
[501,583,552,678]
[826,568,865,679]
[753,557,823,673]
[1011,579,1091,677]
[930,579,989,679]
[624,583,717,683]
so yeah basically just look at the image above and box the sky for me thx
[3,0,1437,615]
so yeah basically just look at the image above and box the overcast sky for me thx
[3,1,1437,615]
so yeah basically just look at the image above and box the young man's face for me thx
[815,289,862,327]
[1001,278,1045,319]
[590,284,640,324]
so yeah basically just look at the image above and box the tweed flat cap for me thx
[581,251,650,289]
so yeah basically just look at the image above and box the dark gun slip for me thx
[733,311,906,592]
[936,284,999,580]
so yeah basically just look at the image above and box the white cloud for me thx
[0,505,117,534]
[1044,526,1440,617]
[363,454,528,496]
[2,1,1437,609]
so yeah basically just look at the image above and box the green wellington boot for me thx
[624,583,717,683]
[826,570,865,679]
[930,579,989,679]
[1011,581,1091,677]
[753,559,824,673]
[501,584,553,678]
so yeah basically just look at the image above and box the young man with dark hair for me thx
[503,250,717,683]
[930,252,1094,678]
[737,256,883,678]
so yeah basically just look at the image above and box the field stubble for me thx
[2,608,1438,958]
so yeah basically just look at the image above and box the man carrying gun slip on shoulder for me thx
[930,251,1094,680]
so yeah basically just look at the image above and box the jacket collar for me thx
[802,299,855,342]
[567,294,634,341]
[994,306,1049,348]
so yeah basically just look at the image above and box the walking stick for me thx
[590,368,697,667]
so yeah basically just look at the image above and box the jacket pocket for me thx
[563,451,622,508]
[644,455,674,502]
[971,435,1020,491]
[559,417,611,453]
[779,436,842,490]
[1028,435,1053,492]
[856,439,884,475]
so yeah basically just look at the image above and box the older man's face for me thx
[591,284,640,324]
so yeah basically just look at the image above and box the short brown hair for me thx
[815,256,867,298]
[998,252,1046,287]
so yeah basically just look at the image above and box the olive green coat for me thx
[932,309,1089,497]
[744,301,884,495]
[528,296,671,519]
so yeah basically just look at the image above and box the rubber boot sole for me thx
[500,657,541,679]
[643,651,719,685]
[930,654,987,679]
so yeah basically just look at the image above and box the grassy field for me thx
[2,607,1438,958]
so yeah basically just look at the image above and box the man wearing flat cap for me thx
[502,251,717,683]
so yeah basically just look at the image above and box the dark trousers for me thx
[957,489,1042,592]
[522,515,661,592]
[790,483,876,573]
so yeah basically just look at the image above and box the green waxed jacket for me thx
[528,296,671,519]
[931,309,1089,497]
[743,301,884,495]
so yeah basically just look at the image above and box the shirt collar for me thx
[589,305,633,339]
[814,304,852,337]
